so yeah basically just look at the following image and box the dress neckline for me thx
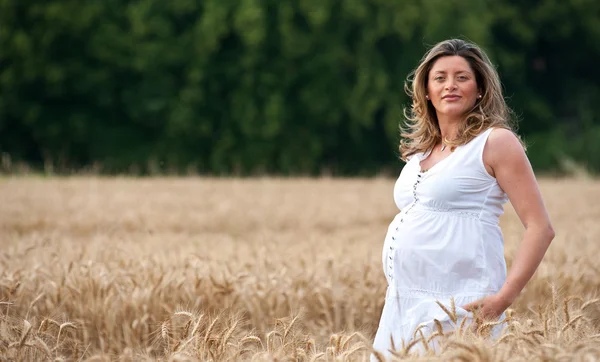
[418,144,463,174]
[416,128,494,174]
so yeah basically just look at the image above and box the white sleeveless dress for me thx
[372,128,508,358]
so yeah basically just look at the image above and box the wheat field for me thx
[1,176,600,361]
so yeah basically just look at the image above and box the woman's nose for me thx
[445,81,457,90]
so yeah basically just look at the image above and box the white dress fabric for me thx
[372,128,508,358]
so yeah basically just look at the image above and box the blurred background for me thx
[1,0,599,177]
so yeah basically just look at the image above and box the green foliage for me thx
[1,0,599,175]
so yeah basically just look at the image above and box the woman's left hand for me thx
[461,294,512,323]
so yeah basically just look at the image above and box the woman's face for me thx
[426,55,480,121]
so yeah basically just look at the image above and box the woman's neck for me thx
[437,116,461,141]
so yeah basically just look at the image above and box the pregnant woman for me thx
[372,39,555,358]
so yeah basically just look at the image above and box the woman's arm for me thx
[463,128,555,318]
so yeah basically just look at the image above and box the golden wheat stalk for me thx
[56,322,76,349]
[435,300,457,324]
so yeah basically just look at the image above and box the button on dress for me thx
[372,128,508,358]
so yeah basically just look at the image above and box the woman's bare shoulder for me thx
[487,128,524,152]
[484,128,527,175]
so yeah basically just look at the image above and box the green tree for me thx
[1,0,599,175]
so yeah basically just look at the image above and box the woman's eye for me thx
[434,77,444,81]
[458,76,468,81]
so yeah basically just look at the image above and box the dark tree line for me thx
[1,0,599,175]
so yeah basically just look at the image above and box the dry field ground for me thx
[1,176,600,361]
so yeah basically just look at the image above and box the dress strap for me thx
[457,127,496,171]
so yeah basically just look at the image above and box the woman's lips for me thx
[442,95,461,101]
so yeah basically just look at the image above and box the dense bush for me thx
[1,0,599,175]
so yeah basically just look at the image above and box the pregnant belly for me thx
[388,211,490,293]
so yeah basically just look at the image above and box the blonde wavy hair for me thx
[400,39,521,161]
